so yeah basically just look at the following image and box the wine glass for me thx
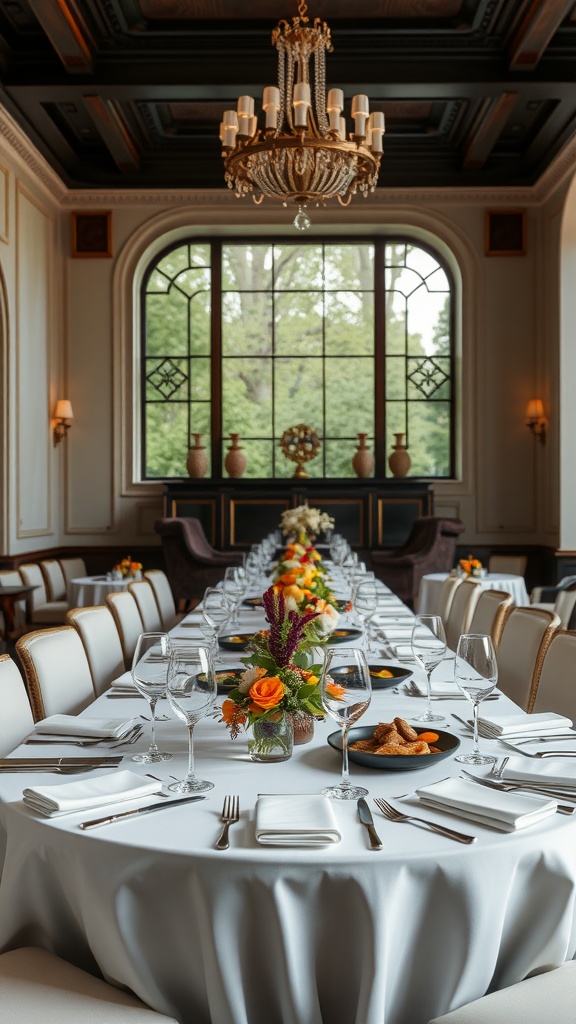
[353,581,379,651]
[131,632,173,763]
[454,633,498,766]
[410,614,447,723]
[166,643,217,792]
[320,647,372,800]
[222,567,245,629]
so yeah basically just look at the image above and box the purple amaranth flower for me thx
[262,587,318,667]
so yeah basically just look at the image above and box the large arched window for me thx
[141,237,454,480]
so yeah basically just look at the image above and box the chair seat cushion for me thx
[429,961,576,1024]
[0,947,178,1023]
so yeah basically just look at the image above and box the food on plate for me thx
[370,668,394,678]
[350,717,442,756]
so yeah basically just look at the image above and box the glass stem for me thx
[148,697,158,752]
[472,701,480,755]
[186,721,197,782]
[425,669,433,718]
[341,722,351,789]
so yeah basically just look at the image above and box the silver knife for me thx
[357,798,383,850]
[78,794,206,829]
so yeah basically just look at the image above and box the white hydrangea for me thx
[280,504,335,537]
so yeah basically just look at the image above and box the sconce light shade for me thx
[53,399,74,446]
[526,397,547,445]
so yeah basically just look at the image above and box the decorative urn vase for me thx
[352,433,374,478]
[388,433,411,478]
[224,433,247,478]
[186,433,208,478]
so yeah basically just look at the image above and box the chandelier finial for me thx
[219,5,384,227]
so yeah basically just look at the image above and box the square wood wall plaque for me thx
[72,211,112,258]
[485,210,526,256]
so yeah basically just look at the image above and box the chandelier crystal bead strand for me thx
[219,1,384,229]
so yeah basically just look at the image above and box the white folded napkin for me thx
[110,671,141,693]
[23,769,161,817]
[391,644,417,660]
[34,715,138,740]
[478,712,573,739]
[501,756,576,789]
[255,794,341,846]
[416,777,557,832]
[410,679,464,698]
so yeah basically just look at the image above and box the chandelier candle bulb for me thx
[223,110,239,127]
[339,116,347,140]
[293,82,311,126]
[263,86,280,128]
[237,96,254,117]
[326,88,344,113]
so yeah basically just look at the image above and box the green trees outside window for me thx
[142,238,454,480]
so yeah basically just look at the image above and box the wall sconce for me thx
[526,398,547,445]
[53,399,73,446]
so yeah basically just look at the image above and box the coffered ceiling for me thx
[1,0,576,191]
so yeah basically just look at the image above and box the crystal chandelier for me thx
[219,1,384,230]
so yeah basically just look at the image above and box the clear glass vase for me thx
[249,712,293,763]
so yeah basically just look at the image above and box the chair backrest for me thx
[144,569,178,630]
[468,589,514,650]
[529,629,576,716]
[0,569,26,633]
[488,554,528,576]
[496,607,560,711]
[40,559,67,601]
[444,579,482,651]
[58,557,88,599]
[18,564,47,607]
[105,591,144,665]
[553,583,576,628]
[128,580,163,632]
[436,576,463,623]
[67,605,125,696]
[0,654,34,756]
[16,626,95,721]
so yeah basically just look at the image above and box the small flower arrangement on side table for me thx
[457,554,485,579]
[219,587,331,760]
[113,555,143,580]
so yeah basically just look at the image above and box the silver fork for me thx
[215,795,240,850]
[490,756,509,779]
[373,797,477,844]
[25,724,143,748]
[499,740,576,759]
[459,769,576,814]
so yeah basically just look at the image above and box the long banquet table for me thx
[0,579,575,1024]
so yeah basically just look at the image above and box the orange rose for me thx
[249,675,284,711]
[221,699,246,725]
[326,682,346,699]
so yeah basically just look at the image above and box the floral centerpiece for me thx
[272,540,340,629]
[219,587,337,754]
[457,554,484,578]
[279,504,334,544]
[114,555,143,579]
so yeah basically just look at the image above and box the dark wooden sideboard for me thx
[162,479,433,551]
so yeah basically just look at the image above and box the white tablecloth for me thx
[70,575,131,608]
[0,594,575,1024]
[418,572,530,614]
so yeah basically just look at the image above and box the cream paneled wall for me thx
[0,104,572,555]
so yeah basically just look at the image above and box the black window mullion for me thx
[211,240,222,477]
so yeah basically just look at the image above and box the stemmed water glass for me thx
[454,633,498,765]
[166,642,217,792]
[320,647,372,800]
[353,581,379,652]
[222,567,245,629]
[131,632,173,763]
[410,614,447,723]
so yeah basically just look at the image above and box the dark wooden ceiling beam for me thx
[509,0,574,71]
[463,92,519,169]
[83,96,140,172]
[27,0,94,73]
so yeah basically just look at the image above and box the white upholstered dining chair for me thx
[18,563,69,625]
[128,580,163,632]
[0,946,179,1023]
[487,553,528,576]
[495,606,560,711]
[67,605,125,696]
[58,556,88,600]
[144,569,181,630]
[444,578,482,651]
[528,629,576,716]
[15,626,95,721]
[105,591,144,666]
[428,959,576,1024]
[0,655,34,757]
[40,559,68,602]
[467,589,514,651]
[435,575,463,622]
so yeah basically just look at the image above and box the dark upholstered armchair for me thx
[370,516,465,605]
[155,518,243,607]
